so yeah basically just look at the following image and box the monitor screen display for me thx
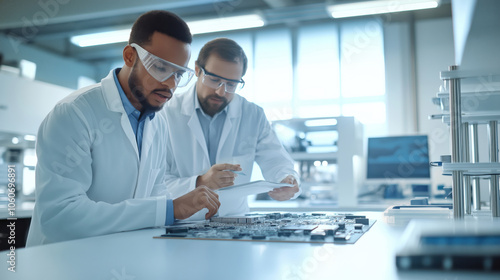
[366,135,430,179]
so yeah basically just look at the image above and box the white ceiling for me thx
[0,0,451,64]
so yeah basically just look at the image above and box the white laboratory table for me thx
[248,197,419,212]
[1,211,499,280]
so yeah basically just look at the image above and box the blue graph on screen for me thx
[366,135,430,179]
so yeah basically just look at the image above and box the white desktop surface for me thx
[2,212,500,280]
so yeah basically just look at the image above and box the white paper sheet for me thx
[184,181,294,220]
[217,180,293,197]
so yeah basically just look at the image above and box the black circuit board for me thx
[155,212,376,244]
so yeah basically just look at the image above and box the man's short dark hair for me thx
[129,10,192,45]
[196,38,248,76]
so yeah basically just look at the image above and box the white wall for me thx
[414,18,455,188]
[453,0,500,72]
[384,17,455,190]
[384,20,415,135]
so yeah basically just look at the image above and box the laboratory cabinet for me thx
[0,217,30,251]
[0,71,71,135]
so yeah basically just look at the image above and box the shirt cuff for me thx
[165,199,175,226]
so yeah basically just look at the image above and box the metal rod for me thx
[488,120,499,217]
[448,65,464,218]
[470,123,481,210]
[463,122,471,214]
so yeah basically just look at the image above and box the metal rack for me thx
[433,66,500,218]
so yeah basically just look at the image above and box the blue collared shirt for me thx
[113,68,174,226]
[195,92,228,166]
[113,68,155,157]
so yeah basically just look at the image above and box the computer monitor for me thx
[366,135,430,181]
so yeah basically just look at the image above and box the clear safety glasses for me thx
[130,43,194,87]
[200,67,245,94]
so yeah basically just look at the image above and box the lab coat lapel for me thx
[120,114,139,160]
[101,71,140,160]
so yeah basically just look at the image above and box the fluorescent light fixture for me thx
[20,59,37,80]
[328,0,439,18]
[304,118,338,127]
[24,135,36,141]
[70,14,265,47]
[70,29,132,47]
[188,14,265,34]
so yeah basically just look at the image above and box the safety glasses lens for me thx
[201,69,244,94]
[131,43,194,87]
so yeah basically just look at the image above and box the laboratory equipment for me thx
[362,135,431,199]
[396,219,500,271]
[272,117,364,207]
[431,68,500,218]
[428,0,500,219]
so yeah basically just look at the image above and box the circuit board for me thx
[155,212,376,244]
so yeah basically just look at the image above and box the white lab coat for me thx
[160,84,300,216]
[27,70,169,246]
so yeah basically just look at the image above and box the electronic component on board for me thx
[156,212,376,244]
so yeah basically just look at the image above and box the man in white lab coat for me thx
[27,11,220,246]
[162,38,300,216]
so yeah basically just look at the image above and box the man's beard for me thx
[128,65,171,112]
[200,94,229,116]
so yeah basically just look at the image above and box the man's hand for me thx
[268,175,299,201]
[196,163,242,190]
[173,186,221,220]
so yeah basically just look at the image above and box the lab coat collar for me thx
[101,70,128,114]
[100,69,147,160]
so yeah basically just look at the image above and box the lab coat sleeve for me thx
[35,103,167,243]
[162,175,199,200]
[253,107,301,198]
[151,170,198,199]
[150,135,198,199]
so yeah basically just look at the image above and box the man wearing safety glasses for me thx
[161,38,300,217]
[27,11,220,246]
